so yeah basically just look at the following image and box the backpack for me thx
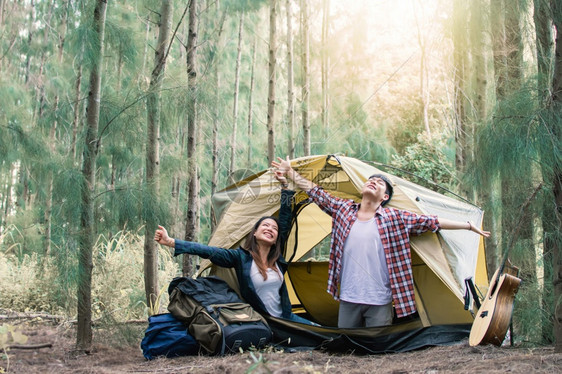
[140,313,199,360]
[167,276,272,355]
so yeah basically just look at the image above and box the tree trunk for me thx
[34,0,53,121]
[267,0,277,164]
[551,0,562,103]
[229,12,244,175]
[0,0,5,26]
[549,0,562,352]
[301,0,310,155]
[490,0,507,99]
[533,0,555,344]
[24,0,36,85]
[43,96,58,257]
[469,0,488,202]
[246,36,257,169]
[534,0,554,103]
[57,0,69,63]
[144,0,172,314]
[36,0,54,257]
[471,0,488,122]
[453,0,468,174]
[286,0,295,159]
[485,0,508,274]
[211,3,225,232]
[77,0,107,353]
[413,3,430,136]
[183,0,199,276]
[72,62,83,162]
[321,0,330,132]
[2,163,14,234]
[504,0,523,92]
[141,19,150,79]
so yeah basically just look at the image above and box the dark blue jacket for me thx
[173,189,295,319]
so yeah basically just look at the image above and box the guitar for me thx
[468,267,521,346]
[468,183,542,347]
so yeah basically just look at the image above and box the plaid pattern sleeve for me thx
[307,186,349,216]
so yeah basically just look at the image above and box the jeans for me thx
[337,300,393,328]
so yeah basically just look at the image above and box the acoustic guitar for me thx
[468,183,542,347]
[468,267,521,346]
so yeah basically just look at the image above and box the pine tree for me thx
[267,0,278,163]
[77,0,107,352]
[183,0,199,276]
[144,0,173,312]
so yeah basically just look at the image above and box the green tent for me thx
[199,155,488,353]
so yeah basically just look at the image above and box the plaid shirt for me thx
[308,186,440,318]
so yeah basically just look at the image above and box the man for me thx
[272,156,490,328]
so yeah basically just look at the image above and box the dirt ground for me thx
[3,321,561,374]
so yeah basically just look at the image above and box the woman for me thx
[154,174,314,325]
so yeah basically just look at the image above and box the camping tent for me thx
[199,155,489,353]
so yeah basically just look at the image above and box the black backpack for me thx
[167,276,272,355]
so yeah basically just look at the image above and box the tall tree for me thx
[534,0,554,103]
[321,0,330,132]
[470,0,488,123]
[504,0,523,91]
[267,0,277,164]
[183,0,199,276]
[452,0,469,174]
[548,0,562,352]
[77,0,107,352]
[413,0,431,135]
[468,0,488,201]
[490,0,508,99]
[71,55,83,162]
[246,36,257,168]
[286,0,296,158]
[500,0,529,264]
[210,2,226,231]
[144,0,172,312]
[229,12,244,175]
[211,1,226,232]
[533,0,555,344]
[0,0,5,25]
[300,0,310,155]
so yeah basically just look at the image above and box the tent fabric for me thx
[266,316,471,354]
[199,155,487,353]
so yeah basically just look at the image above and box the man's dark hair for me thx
[368,174,394,206]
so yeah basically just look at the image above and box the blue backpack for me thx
[140,313,199,360]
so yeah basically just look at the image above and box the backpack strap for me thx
[464,277,482,312]
[285,195,311,262]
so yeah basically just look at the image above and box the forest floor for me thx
[2,318,562,374]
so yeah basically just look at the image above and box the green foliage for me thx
[0,252,56,313]
[509,228,557,346]
[2,215,44,259]
[0,323,29,373]
[387,101,426,154]
[319,93,395,162]
[0,0,559,350]
[468,78,561,346]
[245,351,278,374]
[0,230,179,320]
[391,132,457,192]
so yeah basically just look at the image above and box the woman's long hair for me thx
[243,216,282,280]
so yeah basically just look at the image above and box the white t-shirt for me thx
[340,217,392,305]
[250,260,283,317]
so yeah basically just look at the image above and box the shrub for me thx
[0,230,179,321]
